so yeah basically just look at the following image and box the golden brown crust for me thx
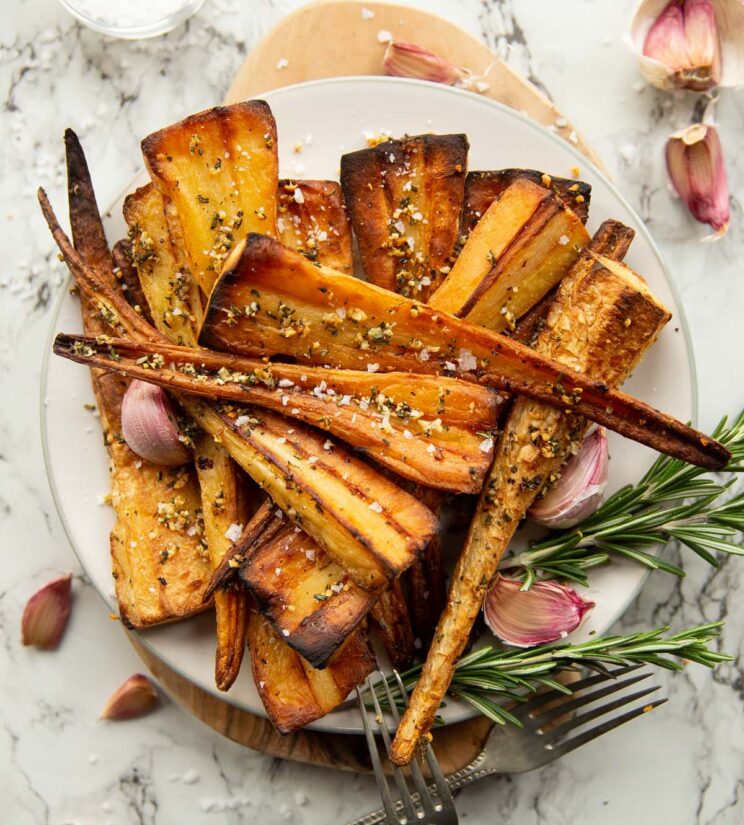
[199,234,728,470]
[54,333,498,494]
[390,230,672,765]
[341,134,468,300]
[241,526,377,668]
[462,169,591,234]
[248,610,375,734]
[430,178,591,330]
[142,101,279,296]
[277,180,353,274]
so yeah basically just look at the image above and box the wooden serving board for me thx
[128,0,603,775]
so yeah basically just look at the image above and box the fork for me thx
[348,665,666,825]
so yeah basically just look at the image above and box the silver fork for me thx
[349,665,666,825]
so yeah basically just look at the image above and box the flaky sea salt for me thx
[224,523,243,542]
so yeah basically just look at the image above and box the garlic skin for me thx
[121,380,190,466]
[484,576,595,648]
[630,0,744,91]
[384,42,468,85]
[666,108,730,238]
[528,427,609,530]
[100,673,159,720]
[21,574,72,649]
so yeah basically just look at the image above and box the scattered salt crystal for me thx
[369,501,384,513]
[275,567,282,576]
[323,440,333,450]
[281,395,289,406]
[444,361,456,371]
[555,116,568,128]
[291,408,300,414]
[558,235,570,246]
[340,394,352,405]
[293,187,305,204]
[632,79,646,92]
[361,7,375,19]
[282,629,290,637]
[475,81,490,93]
[276,58,289,70]
[479,437,494,454]
[336,306,347,319]
[568,130,579,145]
[457,348,477,371]
[377,29,393,43]
[224,523,243,542]
[235,414,251,427]
[308,456,318,464]
[367,363,380,373]
[305,549,316,561]
[278,378,294,388]
[427,444,437,454]
[418,349,430,362]
[403,429,413,440]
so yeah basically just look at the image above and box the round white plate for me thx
[41,77,696,734]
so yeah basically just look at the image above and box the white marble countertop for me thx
[2,0,743,822]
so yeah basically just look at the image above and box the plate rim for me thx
[39,75,699,735]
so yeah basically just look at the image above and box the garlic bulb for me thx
[383,41,468,85]
[666,101,730,237]
[630,0,744,91]
[100,674,159,720]
[121,380,190,466]
[483,576,595,648]
[528,427,609,530]
[21,574,72,650]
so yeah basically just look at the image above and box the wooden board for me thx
[127,0,604,775]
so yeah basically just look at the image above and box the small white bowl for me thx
[59,0,205,39]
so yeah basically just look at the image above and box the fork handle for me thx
[343,753,495,825]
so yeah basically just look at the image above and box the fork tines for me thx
[357,672,457,825]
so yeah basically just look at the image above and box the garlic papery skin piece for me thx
[630,0,744,91]
[666,108,730,238]
[121,380,190,466]
[100,674,159,720]
[383,41,468,85]
[528,427,609,530]
[483,576,595,648]
[21,574,72,649]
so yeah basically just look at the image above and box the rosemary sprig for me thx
[502,411,744,588]
[371,623,731,727]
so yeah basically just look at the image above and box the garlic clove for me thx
[383,41,468,85]
[666,102,730,238]
[21,574,73,649]
[121,379,190,466]
[484,576,595,648]
[630,0,744,91]
[528,427,609,530]
[100,673,159,720]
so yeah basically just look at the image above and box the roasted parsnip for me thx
[390,235,672,765]
[54,333,498,494]
[277,179,353,274]
[429,178,590,331]
[462,169,591,235]
[240,524,378,668]
[341,134,468,300]
[247,610,376,734]
[63,130,212,628]
[370,580,416,669]
[199,234,729,470]
[142,101,279,295]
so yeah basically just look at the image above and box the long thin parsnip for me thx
[390,237,672,764]
[199,233,729,470]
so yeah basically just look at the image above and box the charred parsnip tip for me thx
[199,233,729,470]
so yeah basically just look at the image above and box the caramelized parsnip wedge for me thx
[199,234,729,470]
[142,101,279,295]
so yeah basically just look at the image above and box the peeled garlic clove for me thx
[484,575,595,648]
[528,427,609,530]
[630,0,744,91]
[384,41,468,85]
[121,380,190,466]
[100,673,159,720]
[666,105,730,238]
[21,574,72,649]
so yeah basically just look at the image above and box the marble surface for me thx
[1,0,743,822]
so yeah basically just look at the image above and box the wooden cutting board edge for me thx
[127,0,605,775]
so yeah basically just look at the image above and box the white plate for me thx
[41,77,696,734]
